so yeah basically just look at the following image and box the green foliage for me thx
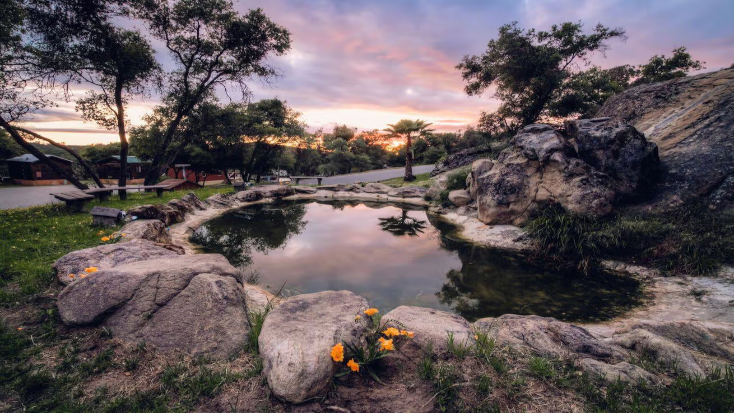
[633,47,704,85]
[422,362,459,412]
[524,203,734,275]
[384,119,434,181]
[245,308,269,354]
[528,356,556,380]
[446,332,472,359]
[445,167,470,191]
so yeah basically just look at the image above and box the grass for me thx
[380,172,431,187]
[0,185,232,302]
[524,202,734,275]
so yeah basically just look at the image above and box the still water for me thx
[191,201,642,322]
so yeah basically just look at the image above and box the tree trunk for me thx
[223,170,232,184]
[0,117,89,189]
[404,134,415,182]
[115,80,128,200]
[12,127,104,188]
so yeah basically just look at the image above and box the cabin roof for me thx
[5,153,73,164]
[95,156,146,164]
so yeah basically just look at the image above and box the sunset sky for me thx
[20,0,734,145]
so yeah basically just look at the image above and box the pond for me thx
[190,200,642,322]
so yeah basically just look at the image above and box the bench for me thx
[290,176,326,185]
[52,192,95,211]
[82,185,171,201]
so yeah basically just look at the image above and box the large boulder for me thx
[205,193,238,209]
[180,192,208,210]
[167,198,195,215]
[119,220,172,244]
[387,186,428,198]
[57,254,249,358]
[259,291,368,403]
[597,67,734,210]
[235,190,263,203]
[431,145,491,176]
[384,306,473,352]
[448,189,472,207]
[53,239,182,286]
[127,204,184,226]
[291,186,318,194]
[467,124,615,225]
[565,118,659,198]
[361,182,392,194]
[250,185,295,198]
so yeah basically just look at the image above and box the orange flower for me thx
[80,273,87,278]
[378,337,387,344]
[383,327,400,337]
[347,358,360,372]
[84,267,98,273]
[68,274,75,279]
[331,343,344,362]
[364,308,378,316]
[406,331,415,338]
[379,339,395,351]
[101,236,110,242]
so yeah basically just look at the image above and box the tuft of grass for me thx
[0,186,233,301]
[528,356,556,380]
[446,332,472,359]
[689,288,707,301]
[525,202,734,275]
[245,308,270,354]
[475,374,492,394]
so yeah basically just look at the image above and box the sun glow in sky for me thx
[20,0,734,145]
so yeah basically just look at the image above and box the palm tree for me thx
[384,119,433,181]
[378,210,428,236]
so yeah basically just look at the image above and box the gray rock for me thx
[119,220,172,244]
[235,190,263,203]
[167,198,195,214]
[181,192,208,210]
[205,193,237,209]
[579,359,658,384]
[57,254,248,358]
[448,189,472,207]
[316,184,340,191]
[250,185,295,198]
[384,306,473,352]
[431,145,491,176]
[565,118,659,198]
[127,204,184,226]
[291,186,318,194]
[426,172,449,201]
[476,315,623,360]
[387,186,428,198]
[53,239,181,286]
[612,328,708,376]
[597,67,734,210]
[259,291,368,403]
[362,183,392,194]
[467,125,615,225]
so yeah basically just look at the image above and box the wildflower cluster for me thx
[98,230,125,243]
[331,307,414,382]
[67,266,99,282]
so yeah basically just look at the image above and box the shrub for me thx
[445,167,470,191]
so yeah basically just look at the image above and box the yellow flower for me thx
[98,230,104,236]
[121,234,126,237]
[379,339,395,351]
[347,358,360,372]
[84,267,98,273]
[354,315,361,321]
[474,335,479,340]
[383,327,400,337]
[17,327,23,331]
[364,308,378,316]
[331,343,344,362]
[101,237,110,242]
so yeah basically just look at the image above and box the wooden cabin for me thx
[6,153,74,186]
[95,156,149,185]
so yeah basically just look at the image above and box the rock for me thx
[250,185,295,198]
[426,172,449,200]
[579,359,658,384]
[387,186,428,198]
[259,291,368,403]
[243,284,277,313]
[361,183,392,194]
[127,204,184,226]
[181,192,208,210]
[205,193,237,209]
[475,315,623,360]
[565,118,659,198]
[337,184,363,192]
[57,254,249,358]
[448,189,472,207]
[167,198,195,214]
[431,145,491,176]
[467,125,615,225]
[235,189,263,203]
[384,306,473,352]
[119,220,172,244]
[317,184,340,191]
[53,239,181,286]
[597,67,734,210]
[291,186,318,194]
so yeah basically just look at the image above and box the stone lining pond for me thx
[191,200,642,322]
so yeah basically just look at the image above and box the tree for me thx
[457,22,626,133]
[81,143,122,162]
[632,47,704,86]
[384,119,433,181]
[138,1,291,185]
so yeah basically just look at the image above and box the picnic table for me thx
[290,176,326,185]
[52,192,95,211]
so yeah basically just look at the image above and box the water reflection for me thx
[191,201,642,322]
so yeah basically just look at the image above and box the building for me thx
[166,167,227,185]
[95,156,149,185]
[5,153,74,186]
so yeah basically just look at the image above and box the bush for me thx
[524,202,734,275]
[445,167,470,191]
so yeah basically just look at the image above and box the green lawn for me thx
[380,172,431,187]
[0,186,232,302]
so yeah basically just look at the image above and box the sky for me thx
[20,0,734,145]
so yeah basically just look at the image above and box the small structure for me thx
[166,166,227,185]
[6,153,73,186]
[95,156,149,185]
[90,206,124,226]
[158,178,200,191]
